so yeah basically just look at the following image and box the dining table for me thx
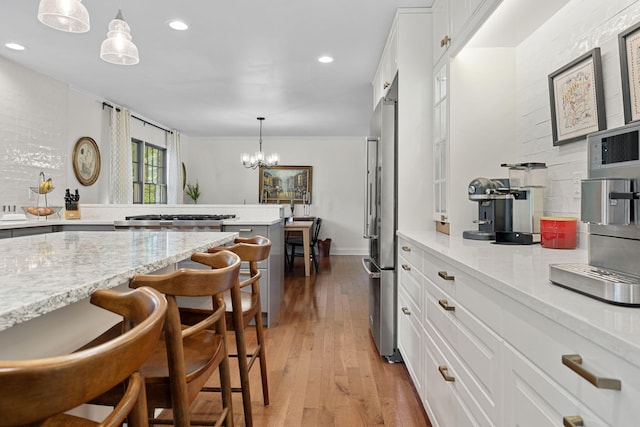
[285,220,313,276]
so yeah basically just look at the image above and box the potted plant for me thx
[185,181,201,204]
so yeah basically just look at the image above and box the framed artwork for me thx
[72,136,101,186]
[259,165,312,204]
[548,48,606,146]
[619,21,640,123]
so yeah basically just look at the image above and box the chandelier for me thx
[241,117,279,169]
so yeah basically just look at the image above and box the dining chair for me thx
[0,286,167,427]
[88,250,241,427]
[286,217,322,273]
[184,236,272,427]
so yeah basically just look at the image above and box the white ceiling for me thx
[0,0,433,138]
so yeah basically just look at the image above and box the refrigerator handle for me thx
[361,258,381,279]
[364,137,378,239]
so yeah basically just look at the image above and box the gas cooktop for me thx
[125,214,236,221]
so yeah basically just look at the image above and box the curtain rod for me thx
[102,102,173,134]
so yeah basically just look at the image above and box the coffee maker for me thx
[463,177,512,240]
[495,162,547,245]
[550,123,640,306]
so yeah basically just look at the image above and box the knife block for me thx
[65,203,80,219]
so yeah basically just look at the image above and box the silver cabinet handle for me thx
[561,354,621,390]
[438,299,455,312]
[402,264,411,271]
[438,271,455,281]
[563,416,584,427]
[401,307,411,316]
[438,365,455,382]
[401,246,411,252]
[239,228,253,232]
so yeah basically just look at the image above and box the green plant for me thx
[185,181,201,204]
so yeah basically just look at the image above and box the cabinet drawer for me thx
[398,289,423,396]
[398,254,424,318]
[424,320,493,426]
[426,282,502,424]
[398,237,424,271]
[423,252,503,334]
[503,300,640,425]
[504,343,608,427]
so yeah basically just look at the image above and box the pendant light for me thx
[241,117,279,169]
[37,0,90,33]
[100,9,139,65]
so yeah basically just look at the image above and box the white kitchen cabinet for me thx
[398,235,503,425]
[433,57,449,223]
[431,0,450,64]
[398,230,640,427]
[503,297,640,426]
[373,9,432,230]
[372,20,398,108]
[449,0,502,56]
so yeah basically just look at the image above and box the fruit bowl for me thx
[22,206,62,217]
[29,186,55,195]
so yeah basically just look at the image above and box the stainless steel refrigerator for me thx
[362,95,401,362]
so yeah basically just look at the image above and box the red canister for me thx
[540,216,577,249]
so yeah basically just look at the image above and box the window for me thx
[132,139,167,204]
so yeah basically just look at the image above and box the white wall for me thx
[182,137,366,255]
[448,47,518,236]
[515,0,640,241]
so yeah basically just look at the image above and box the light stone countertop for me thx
[0,231,237,331]
[398,230,640,368]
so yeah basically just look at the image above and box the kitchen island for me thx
[0,231,237,359]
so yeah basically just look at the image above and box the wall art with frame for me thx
[548,48,606,146]
[619,21,640,124]
[259,165,312,204]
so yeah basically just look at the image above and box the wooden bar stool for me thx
[88,250,241,427]
[0,286,167,427]
[186,236,271,427]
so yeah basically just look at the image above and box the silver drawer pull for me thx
[438,299,455,312]
[438,271,455,281]
[401,307,411,316]
[239,228,253,232]
[401,246,411,252]
[561,354,621,390]
[563,416,584,427]
[438,365,455,382]
[402,264,411,271]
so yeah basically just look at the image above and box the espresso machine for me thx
[463,178,512,240]
[495,162,547,244]
[550,123,640,306]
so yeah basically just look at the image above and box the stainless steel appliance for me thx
[114,214,236,231]
[550,123,640,306]
[362,92,402,362]
[463,178,512,240]
[495,162,547,245]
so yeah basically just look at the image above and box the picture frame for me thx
[548,48,605,146]
[619,21,640,124]
[259,165,312,204]
[72,136,101,186]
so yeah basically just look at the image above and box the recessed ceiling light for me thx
[169,20,188,31]
[318,56,334,63]
[5,42,26,51]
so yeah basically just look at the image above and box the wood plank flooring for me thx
[188,255,432,426]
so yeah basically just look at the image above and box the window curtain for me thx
[109,106,133,204]
[166,130,182,204]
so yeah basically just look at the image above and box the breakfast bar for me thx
[0,230,237,359]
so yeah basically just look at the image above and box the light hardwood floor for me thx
[187,255,432,426]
